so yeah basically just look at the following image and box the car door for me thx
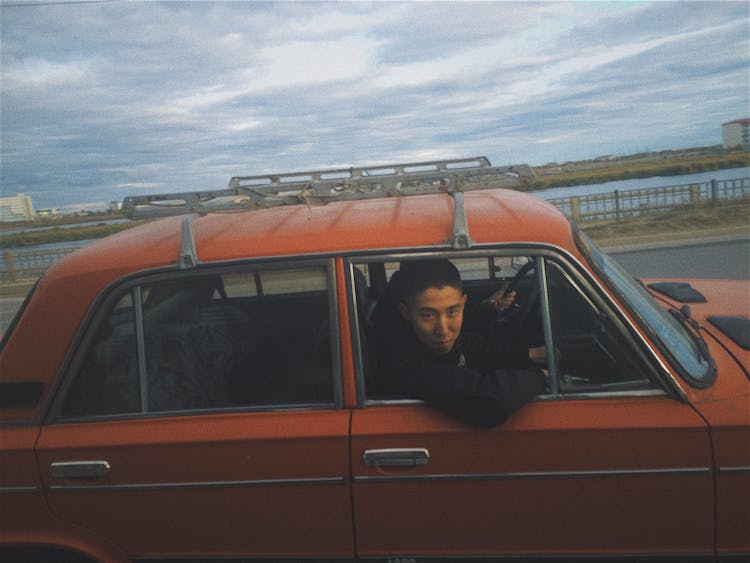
[349,255,715,561]
[36,261,354,560]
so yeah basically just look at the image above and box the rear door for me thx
[349,254,715,560]
[36,261,354,560]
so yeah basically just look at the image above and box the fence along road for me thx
[544,176,749,223]
[1,174,749,284]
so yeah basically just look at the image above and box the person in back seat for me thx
[373,259,547,427]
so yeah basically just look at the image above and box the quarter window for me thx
[61,264,336,418]
[544,261,655,393]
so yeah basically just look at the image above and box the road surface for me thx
[608,235,749,281]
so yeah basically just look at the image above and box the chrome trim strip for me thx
[0,485,40,494]
[133,285,149,411]
[365,398,424,406]
[367,389,667,406]
[536,256,559,394]
[327,259,345,410]
[356,553,717,562]
[49,475,346,492]
[535,389,668,401]
[354,467,710,483]
[719,466,750,474]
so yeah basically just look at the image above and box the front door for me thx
[351,396,713,560]
[349,254,715,560]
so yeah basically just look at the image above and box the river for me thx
[529,166,749,201]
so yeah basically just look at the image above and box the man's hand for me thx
[528,345,546,365]
[487,285,517,311]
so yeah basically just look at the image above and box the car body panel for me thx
[35,410,354,558]
[351,396,714,558]
[0,426,128,561]
[644,278,750,556]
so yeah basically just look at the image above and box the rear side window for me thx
[60,264,337,419]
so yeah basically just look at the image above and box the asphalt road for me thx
[607,235,749,281]
[1,236,748,336]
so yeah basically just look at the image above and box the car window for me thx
[356,255,544,401]
[544,260,656,393]
[577,232,714,387]
[355,253,657,402]
[60,264,337,419]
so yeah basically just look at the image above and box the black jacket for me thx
[375,319,547,428]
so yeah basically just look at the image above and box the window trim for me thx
[48,258,343,423]
[346,246,680,407]
[0,278,40,352]
[574,228,716,389]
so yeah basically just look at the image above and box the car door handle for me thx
[363,448,430,468]
[50,461,111,479]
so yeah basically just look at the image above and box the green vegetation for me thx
[0,211,123,232]
[0,221,142,249]
[581,198,749,243]
[530,151,750,190]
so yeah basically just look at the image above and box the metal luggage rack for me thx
[122,157,535,220]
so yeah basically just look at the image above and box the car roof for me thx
[45,187,575,285]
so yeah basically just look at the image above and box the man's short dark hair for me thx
[397,260,462,305]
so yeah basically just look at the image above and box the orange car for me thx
[1,158,747,562]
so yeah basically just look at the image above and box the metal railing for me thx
[2,176,748,284]
[122,157,535,219]
[546,177,750,223]
[1,247,77,283]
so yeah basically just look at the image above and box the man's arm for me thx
[404,362,546,428]
[378,338,547,428]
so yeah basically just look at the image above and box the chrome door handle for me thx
[363,448,430,468]
[50,461,111,479]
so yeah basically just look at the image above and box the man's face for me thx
[399,285,467,355]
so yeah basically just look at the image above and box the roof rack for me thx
[121,157,535,220]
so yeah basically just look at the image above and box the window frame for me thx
[49,258,342,423]
[346,245,678,408]
[574,229,717,389]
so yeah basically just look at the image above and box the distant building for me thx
[109,201,123,212]
[722,118,750,149]
[37,208,61,217]
[0,193,35,222]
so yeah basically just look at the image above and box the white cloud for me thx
[2,57,93,90]
[0,1,747,209]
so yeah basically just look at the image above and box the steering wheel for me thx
[494,260,538,329]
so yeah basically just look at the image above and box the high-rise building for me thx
[722,118,750,149]
[0,193,35,222]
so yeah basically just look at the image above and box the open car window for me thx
[354,252,660,403]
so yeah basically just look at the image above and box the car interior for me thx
[354,255,656,401]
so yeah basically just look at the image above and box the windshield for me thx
[577,232,713,386]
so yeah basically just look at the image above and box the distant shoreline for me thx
[528,146,749,190]
[1,145,748,249]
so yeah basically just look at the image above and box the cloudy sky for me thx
[1,1,748,210]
